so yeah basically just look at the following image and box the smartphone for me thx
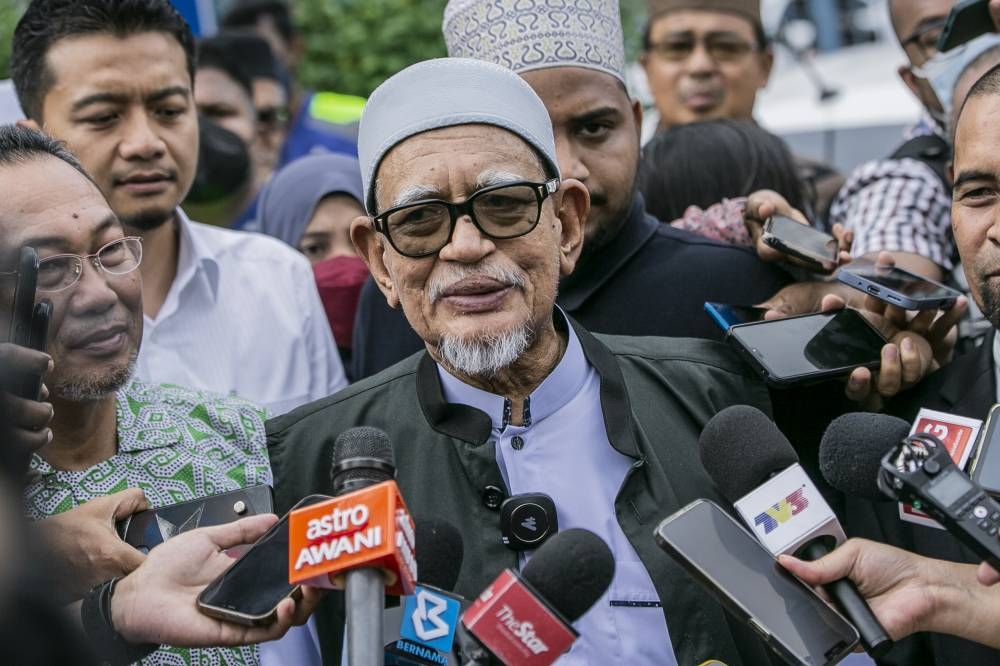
[761,215,839,270]
[655,500,859,666]
[970,404,1000,497]
[727,309,885,388]
[8,247,39,346]
[704,302,768,331]
[15,300,51,400]
[938,0,992,52]
[837,261,960,310]
[197,494,331,626]
[117,484,274,554]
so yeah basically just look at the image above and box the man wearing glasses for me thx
[639,0,844,223]
[0,124,289,665]
[268,57,780,665]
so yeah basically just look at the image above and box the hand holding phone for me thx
[727,309,886,388]
[761,215,840,271]
[655,500,859,666]
[198,494,331,626]
[837,261,961,310]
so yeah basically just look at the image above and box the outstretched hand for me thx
[111,513,323,648]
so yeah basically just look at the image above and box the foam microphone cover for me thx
[415,517,464,591]
[820,412,911,502]
[330,426,395,490]
[520,528,614,623]
[699,405,800,502]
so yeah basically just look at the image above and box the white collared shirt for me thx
[134,210,347,416]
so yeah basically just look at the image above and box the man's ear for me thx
[17,118,41,133]
[630,98,643,142]
[350,215,400,308]
[947,161,954,187]
[898,65,923,100]
[554,178,589,277]
[758,47,775,87]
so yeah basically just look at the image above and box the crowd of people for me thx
[4,0,1000,664]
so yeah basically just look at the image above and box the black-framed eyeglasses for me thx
[373,179,560,258]
[901,18,947,62]
[647,34,757,63]
[0,237,143,293]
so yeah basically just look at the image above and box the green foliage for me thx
[0,2,26,81]
[295,0,449,98]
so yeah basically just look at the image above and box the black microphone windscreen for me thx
[820,412,910,501]
[520,528,614,623]
[699,405,799,502]
[415,518,464,592]
[330,426,395,491]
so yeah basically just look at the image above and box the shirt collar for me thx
[174,208,221,305]
[436,309,589,430]
[558,194,658,311]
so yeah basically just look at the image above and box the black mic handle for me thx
[454,624,501,666]
[800,540,893,659]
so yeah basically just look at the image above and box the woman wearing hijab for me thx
[256,153,369,378]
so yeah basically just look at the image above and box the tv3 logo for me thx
[753,487,809,534]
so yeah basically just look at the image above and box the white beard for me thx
[437,323,534,377]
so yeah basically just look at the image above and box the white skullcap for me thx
[442,0,626,84]
[358,57,561,213]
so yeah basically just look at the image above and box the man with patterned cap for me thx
[640,0,843,223]
[348,0,792,380]
[269,56,781,665]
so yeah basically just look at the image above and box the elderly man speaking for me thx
[268,58,777,665]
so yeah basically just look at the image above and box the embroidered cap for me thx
[357,57,561,214]
[442,0,626,85]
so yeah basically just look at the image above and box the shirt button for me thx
[482,485,505,510]
[511,435,525,450]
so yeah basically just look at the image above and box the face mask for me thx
[911,32,1000,123]
[185,116,252,204]
[313,256,370,349]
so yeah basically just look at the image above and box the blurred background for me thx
[0,0,920,173]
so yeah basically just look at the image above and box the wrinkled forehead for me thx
[374,124,548,203]
[0,156,119,263]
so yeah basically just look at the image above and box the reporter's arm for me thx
[781,538,1000,647]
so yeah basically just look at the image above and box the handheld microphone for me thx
[819,412,911,502]
[387,518,466,666]
[821,412,1000,571]
[699,405,892,658]
[457,528,614,666]
[288,427,417,666]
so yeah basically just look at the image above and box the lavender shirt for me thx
[437,315,677,665]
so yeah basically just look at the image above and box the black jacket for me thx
[845,330,997,665]
[350,194,789,380]
[268,319,782,665]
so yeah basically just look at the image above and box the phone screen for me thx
[973,407,1000,496]
[199,495,328,618]
[730,310,885,381]
[766,216,838,264]
[656,501,858,665]
[704,302,767,330]
[845,264,956,300]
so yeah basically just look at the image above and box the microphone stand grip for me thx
[345,568,383,666]
[800,540,893,659]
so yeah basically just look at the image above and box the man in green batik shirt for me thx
[0,124,286,665]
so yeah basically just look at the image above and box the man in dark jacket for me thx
[268,56,782,665]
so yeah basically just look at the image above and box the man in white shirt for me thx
[10,0,346,416]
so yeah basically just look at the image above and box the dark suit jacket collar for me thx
[415,312,639,458]
[939,328,996,414]
[559,194,658,311]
